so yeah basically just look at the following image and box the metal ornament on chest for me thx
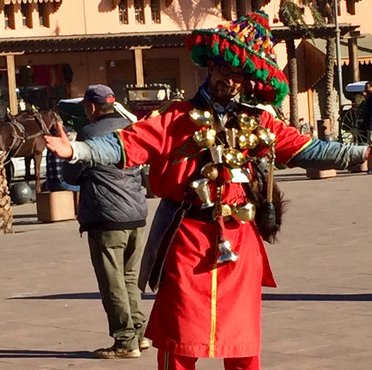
[188,108,277,264]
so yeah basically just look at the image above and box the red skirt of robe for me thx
[145,215,275,358]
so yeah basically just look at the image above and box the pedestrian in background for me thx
[63,84,149,359]
[362,81,372,143]
[42,126,80,192]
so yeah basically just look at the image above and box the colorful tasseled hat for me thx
[186,10,289,106]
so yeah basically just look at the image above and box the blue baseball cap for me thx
[83,84,116,104]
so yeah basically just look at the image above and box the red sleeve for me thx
[114,103,177,168]
[262,111,312,164]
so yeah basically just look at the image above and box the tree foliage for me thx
[279,0,325,30]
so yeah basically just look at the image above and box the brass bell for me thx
[189,109,214,127]
[238,131,259,150]
[223,148,247,168]
[238,114,258,131]
[201,162,219,181]
[220,204,232,217]
[193,128,217,148]
[234,203,256,223]
[255,126,275,146]
[189,178,214,209]
[217,240,239,264]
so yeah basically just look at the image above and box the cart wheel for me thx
[341,107,367,144]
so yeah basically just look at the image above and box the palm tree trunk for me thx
[323,1,337,138]
[0,151,13,234]
[325,37,336,122]
[285,39,299,128]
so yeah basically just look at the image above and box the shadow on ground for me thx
[8,292,372,301]
[0,349,92,359]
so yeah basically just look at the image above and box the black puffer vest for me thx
[75,113,148,231]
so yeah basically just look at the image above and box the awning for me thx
[0,31,190,54]
[112,0,173,6]
[311,33,372,66]
[293,34,372,91]
[0,23,359,55]
[4,0,61,4]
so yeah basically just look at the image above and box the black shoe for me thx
[93,345,141,359]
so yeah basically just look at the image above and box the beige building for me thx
[262,0,372,128]
[0,0,371,128]
[0,0,253,116]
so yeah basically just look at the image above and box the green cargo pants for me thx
[88,228,147,350]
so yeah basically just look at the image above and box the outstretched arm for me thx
[288,139,371,170]
[45,122,122,167]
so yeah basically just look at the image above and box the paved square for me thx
[1,168,371,370]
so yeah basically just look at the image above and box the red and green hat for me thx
[186,10,289,106]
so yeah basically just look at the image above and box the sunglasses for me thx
[214,63,246,83]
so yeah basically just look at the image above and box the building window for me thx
[134,0,145,24]
[21,3,33,28]
[4,4,15,29]
[38,3,50,27]
[151,0,161,23]
[236,0,245,19]
[119,0,128,24]
[221,0,231,20]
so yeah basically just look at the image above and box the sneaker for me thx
[139,338,150,351]
[93,345,141,359]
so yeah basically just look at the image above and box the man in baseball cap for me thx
[68,83,149,359]
[82,84,117,123]
[82,84,116,105]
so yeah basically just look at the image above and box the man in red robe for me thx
[46,11,372,370]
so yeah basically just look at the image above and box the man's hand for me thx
[44,122,74,160]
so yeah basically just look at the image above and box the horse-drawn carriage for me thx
[340,81,369,145]
[124,83,184,119]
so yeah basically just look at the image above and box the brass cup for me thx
[223,148,247,168]
[238,131,259,150]
[189,178,214,209]
[210,145,224,164]
[255,126,275,146]
[220,204,232,217]
[189,109,214,127]
[193,128,217,148]
[234,203,256,223]
[238,114,258,131]
[224,128,238,148]
[201,162,219,181]
[268,131,276,144]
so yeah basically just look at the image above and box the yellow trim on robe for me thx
[209,260,218,357]
[284,137,313,164]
